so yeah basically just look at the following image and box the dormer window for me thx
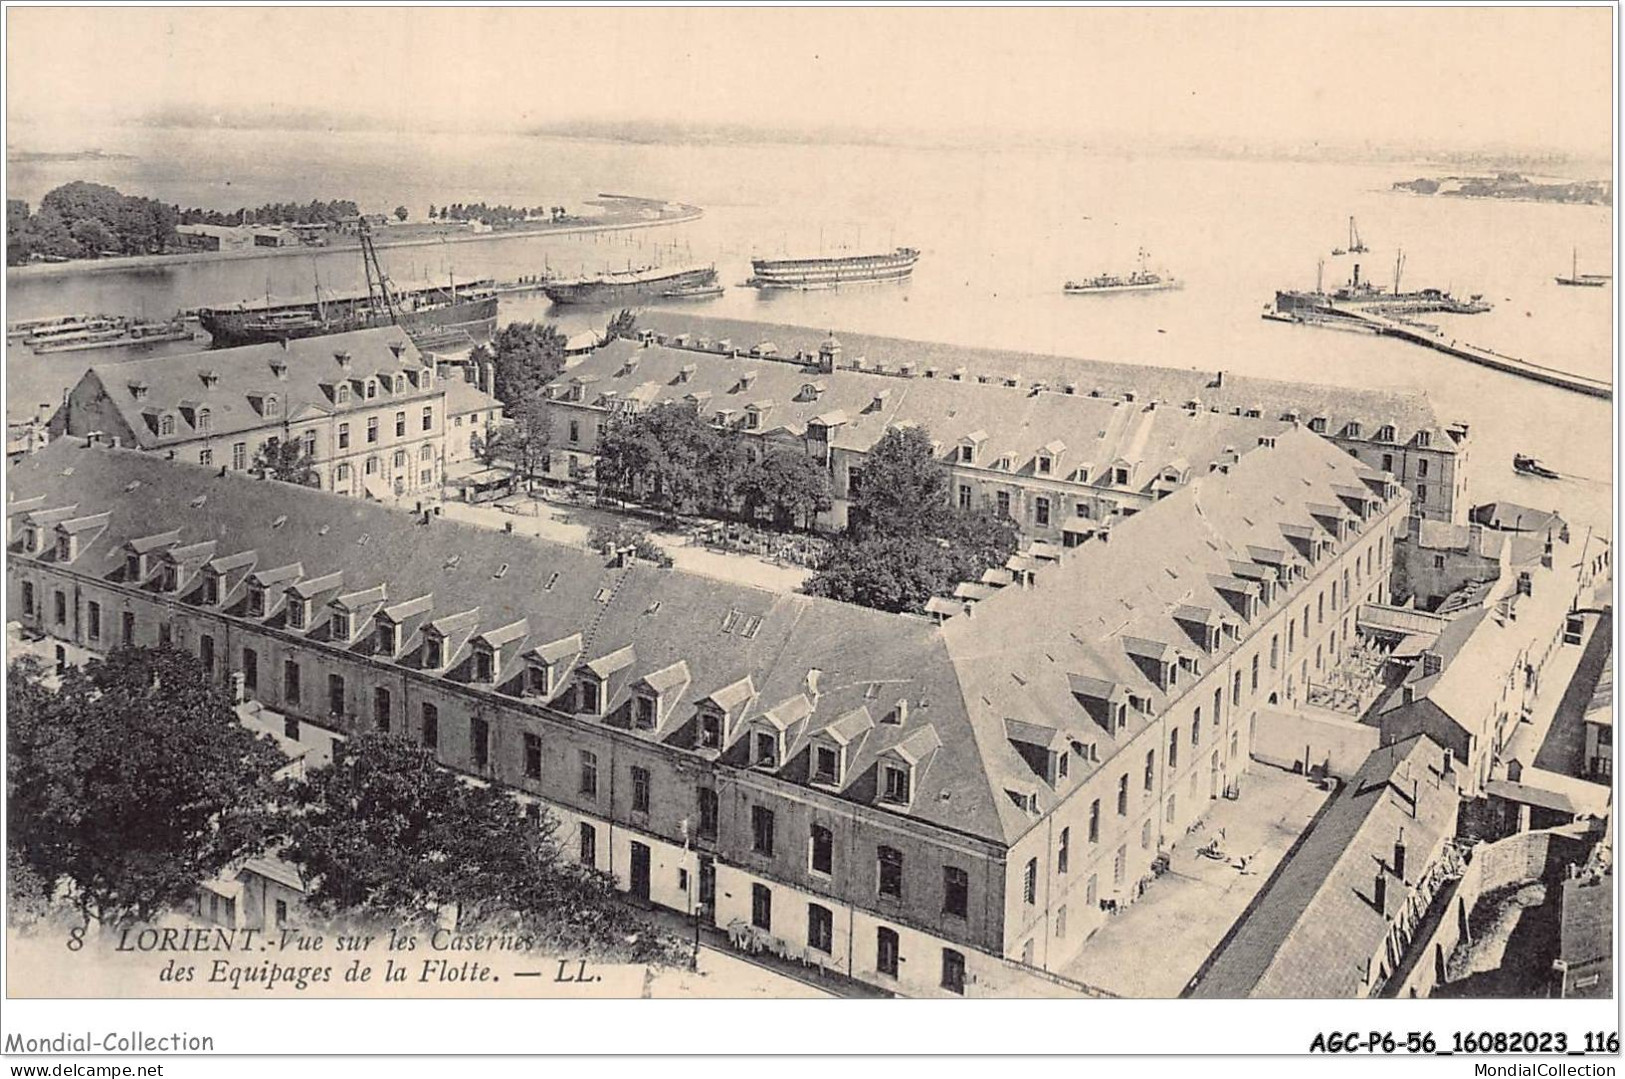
[959,444,974,463]
[365,379,377,400]
[423,633,445,670]
[247,585,266,617]
[126,552,145,580]
[1416,430,1431,448]
[813,745,842,785]
[634,694,657,730]
[1309,416,1327,434]
[287,597,309,630]
[198,407,212,433]
[1037,455,1053,475]
[377,620,399,657]
[201,572,220,606]
[699,709,724,750]
[1347,421,1363,439]
[337,384,351,406]
[1114,466,1129,485]
[753,730,781,769]
[331,610,352,641]
[473,645,494,683]
[161,563,180,592]
[159,415,175,437]
[22,525,39,554]
[1376,424,1396,442]
[266,395,281,417]
[881,763,911,805]
[580,677,602,716]
[57,534,76,562]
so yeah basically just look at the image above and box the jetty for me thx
[1265,304,1611,400]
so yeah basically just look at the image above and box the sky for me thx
[5,7,1614,159]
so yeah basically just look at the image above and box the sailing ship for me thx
[197,223,498,349]
[1064,248,1180,294]
[1331,216,1368,256]
[541,263,719,305]
[1555,248,1609,288]
[746,247,919,289]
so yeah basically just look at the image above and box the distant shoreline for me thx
[4,201,704,282]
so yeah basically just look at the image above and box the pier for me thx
[1266,306,1612,401]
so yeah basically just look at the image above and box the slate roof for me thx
[632,312,1454,450]
[442,376,502,419]
[1190,735,1459,998]
[67,327,433,449]
[563,338,1292,495]
[11,422,1399,848]
[1558,871,1612,968]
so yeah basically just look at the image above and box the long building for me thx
[7,424,1407,996]
[51,327,450,500]
[625,313,1472,523]
[546,334,1295,543]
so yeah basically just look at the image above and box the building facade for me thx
[51,327,449,500]
[8,426,1407,996]
[630,313,1474,523]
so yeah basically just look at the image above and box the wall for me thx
[1252,708,1382,780]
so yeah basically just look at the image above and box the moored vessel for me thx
[1065,248,1179,294]
[542,263,718,306]
[1513,454,1560,479]
[1556,248,1609,288]
[747,247,919,289]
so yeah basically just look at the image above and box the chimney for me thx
[335,350,352,369]
[893,699,909,725]
[481,361,496,396]
[389,342,406,359]
[270,359,288,380]
[1373,872,1387,914]
[805,668,823,705]
[1215,370,1226,388]
[1393,828,1407,880]
[1443,748,1455,780]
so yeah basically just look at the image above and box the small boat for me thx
[1065,247,1179,294]
[1556,247,1609,288]
[1512,454,1560,479]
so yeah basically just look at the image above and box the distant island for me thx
[1392,172,1611,206]
[6,147,134,163]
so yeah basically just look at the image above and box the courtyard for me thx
[1061,764,1332,998]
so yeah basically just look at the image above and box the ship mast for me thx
[358,218,404,327]
[1393,249,1405,295]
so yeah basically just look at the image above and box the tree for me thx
[596,403,716,521]
[7,649,282,925]
[848,425,952,539]
[477,321,567,407]
[68,217,118,257]
[251,438,318,486]
[280,734,685,962]
[805,535,953,614]
[739,446,833,530]
[605,309,637,341]
[394,205,410,222]
[427,204,437,220]
[485,395,553,491]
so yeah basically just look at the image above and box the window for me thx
[471,717,489,769]
[630,765,651,813]
[522,734,542,780]
[813,745,840,784]
[422,405,433,431]
[420,469,432,486]
[200,634,215,675]
[1089,799,1101,842]
[958,484,972,510]
[699,711,723,750]
[198,448,213,467]
[122,611,137,646]
[1117,774,1129,815]
[1166,793,1177,824]
[1192,716,1201,747]
[1251,654,1260,693]
[232,442,246,469]
[751,884,772,931]
[1144,749,1155,791]
[287,599,307,630]
[160,415,175,436]
[942,865,969,917]
[420,443,433,461]
[807,904,833,954]
[1270,634,1279,670]
[877,846,904,898]
[86,600,100,641]
[338,423,350,449]
[395,411,406,437]
[393,449,406,469]
[369,686,391,733]
[1417,458,1429,478]
[751,805,775,855]
[1381,452,1393,472]
[753,730,779,768]
[697,787,719,838]
[1113,845,1127,885]
[1035,496,1051,527]
[20,582,34,618]
[1023,858,1038,904]
[337,385,350,405]
[421,703,439,749]
[1056,905,1068,940]
[1058,827,1070,873]
[242,648,257,691]
[367,417,379,443]
[282,660,301,705]
[331,610,352,641]
[1214,686,1223,725]
[809,824,833,876]
[1086,874,1099,908]
[941,949,966,995]
[579,678,600,715]
[473,648,493,683]
[284,716,299,741]
[158,622,172,648]
[569,420,581,444]
[579,822,597,866]
[882,763,911,804]
[579,750,599,797]
[327,673,346,717]
[302,430,316,458]
[1417,484,1427,504]
[1434,553,1446,570]
[628,693,655,730]
[996,490,1011,518]
[1232,671,1242,708]
[877,928,900,978]
[365,456,379,476]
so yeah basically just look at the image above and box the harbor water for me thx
[6,124,1613,532]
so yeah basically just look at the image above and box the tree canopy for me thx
[478,395,552,489]
[252,438,319,486]
[472,321,567,407]
[280,734,685,962]
[7,649,282,925]
[805,425,1018,614]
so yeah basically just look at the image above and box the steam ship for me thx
[1065,248,1179,294]
[197,226,498,349]
[746,247,919,289]
[542,264,719,306]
